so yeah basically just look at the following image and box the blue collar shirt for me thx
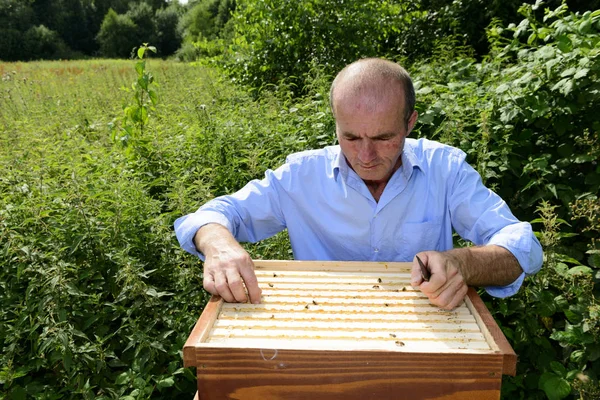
[174,138,543,298]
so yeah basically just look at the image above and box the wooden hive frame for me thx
[184,260,516,400]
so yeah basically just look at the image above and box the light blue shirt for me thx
[174,138,543,298]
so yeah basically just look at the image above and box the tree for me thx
[96,8,138,58]
[126,1,156,46]
[155,5,183,57]
[0,0,35,60]
[24,24,70,60]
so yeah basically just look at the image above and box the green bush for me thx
[24,25,72,60]
[408,4,600,398]
[225,0,420,93]
[97,9,140,58]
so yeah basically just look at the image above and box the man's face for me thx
[335,89,417,184]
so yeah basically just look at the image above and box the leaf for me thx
[556,35,572,52]
[115,372,129,385]
[156,377,175,389]
[567,266,592,276]
[550,361,567,377]
[495,84,510,94]
[560,67,577,77]
[10,385,27,400]
[149,90,158,106]
[538,372,571,400]
[135,61,144,77]
[573,68,589,79]
[137,47,146,59]
[546,183,558,199]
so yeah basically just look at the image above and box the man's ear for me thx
[407,110,418,135]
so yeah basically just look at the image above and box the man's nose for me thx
[358,140,377,164]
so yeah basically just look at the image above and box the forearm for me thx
[444,245,523,287]
[193,223,240,256]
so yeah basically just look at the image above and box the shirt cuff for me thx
[174,211,233,260]
[484,271,525,298]
[483,222,543,297]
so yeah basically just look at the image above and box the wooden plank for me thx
[195,348,504,400]
[257,276,411,284]
[254,267,410,276]
[208,326,488,342]
[218,310,476,322]
[223,302,471,314]
[466,288,517,376]
[214,318,481,332]
[198,338,494,352]
[253,260,413,272]
[183,296,223,367]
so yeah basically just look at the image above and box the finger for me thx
[410,256,423,287]
[239,261,262,304]
[203,273,217,296]
[443,284,469,310]
[214,271,235,302]
[429,275,464,309]
[226,269,248,303]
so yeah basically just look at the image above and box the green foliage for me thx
[484,201,600,400]
[155,5,184,57]
[126,2,157,46]
[97,8,140,58]
[180,0,236,41]
[407,3,600,398]
[224,0,420,93]
[115,43,159,151]
[0,58,332,398]
[0,0,182,61]
[23,25,72,60]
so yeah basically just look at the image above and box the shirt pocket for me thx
[396,220,443,259]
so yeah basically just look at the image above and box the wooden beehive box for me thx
[184,260,516,400]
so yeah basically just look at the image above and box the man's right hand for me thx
[193,224,262,304]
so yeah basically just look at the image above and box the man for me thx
[174,58,543,309]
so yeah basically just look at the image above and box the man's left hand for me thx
[410,251,469,310]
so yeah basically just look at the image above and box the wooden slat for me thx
[223,302,472,314]
[203,338,491,351]
[209,326,487,342]
[253,260,413,272]
[183,296,223,367]
[195,348,504,400]
[466,288,517,376]
[257,295,435,305]
[214,318,481,332]
[218,310,475,322]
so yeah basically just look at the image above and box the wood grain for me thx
[183,296,223,367]
[466,288,517,376]
[195,348,504,400]
[253,260,413,272]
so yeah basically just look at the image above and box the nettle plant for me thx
[114,43,159,149]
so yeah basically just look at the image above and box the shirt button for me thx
[374,248,379,253]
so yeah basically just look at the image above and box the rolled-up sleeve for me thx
[174,167,288,260]
[485,221,543,297]
[448,152,543,297]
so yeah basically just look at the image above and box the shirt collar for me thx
[332,140,423,183]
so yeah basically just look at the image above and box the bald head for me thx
[330,58,415,125]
